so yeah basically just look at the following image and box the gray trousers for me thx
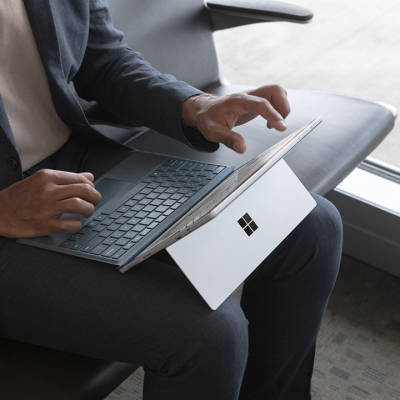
[0,135,343,399]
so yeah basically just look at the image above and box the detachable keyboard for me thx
[57,157,233,267]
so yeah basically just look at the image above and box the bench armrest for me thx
[206,0,313,31]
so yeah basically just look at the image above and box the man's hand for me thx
[0,169,102,239]
[182,85,290,154]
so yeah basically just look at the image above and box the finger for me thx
[247,85,291,119]
[81,172,95,183]
[34,169,95,187]
[47,218,82,234]
[57,197,96,219]
[54,183,102,206]
[237,95,288,131]
[212,127,247,154]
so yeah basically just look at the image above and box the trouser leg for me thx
[2,136,249,400]
[239,193,343,400]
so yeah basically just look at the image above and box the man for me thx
[0,0,342,399]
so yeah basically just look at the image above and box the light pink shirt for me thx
[0,0,71,171]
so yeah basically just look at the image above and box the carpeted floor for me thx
[106,254,400,399]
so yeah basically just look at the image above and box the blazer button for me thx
[6,157,19,170]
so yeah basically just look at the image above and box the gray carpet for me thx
[106,254,400,399]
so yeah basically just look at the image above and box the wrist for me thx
[182,94,218,129]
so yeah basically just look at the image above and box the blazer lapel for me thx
[0,94,17,148]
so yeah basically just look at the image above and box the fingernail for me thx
[277,119,287,130]
[233,141,240,153]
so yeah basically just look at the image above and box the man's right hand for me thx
[0,169,102,239]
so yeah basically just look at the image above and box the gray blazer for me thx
[0,0,206,192]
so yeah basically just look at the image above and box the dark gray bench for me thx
[1,0,395,398]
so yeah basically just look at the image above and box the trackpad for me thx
[94,178,132,211]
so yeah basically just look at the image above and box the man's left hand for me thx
[182,85,290,154]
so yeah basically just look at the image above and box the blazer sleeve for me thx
[73,0,219,152]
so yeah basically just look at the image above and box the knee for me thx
[305,194,343,259]
[157,297,249,378]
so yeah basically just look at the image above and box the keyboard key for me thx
[90,244,108,255]
[98,230,112,238]
[150,199,163,206]
[146,192,159,200]
[140,188,152,195]
[158,193,171,200]
[85,221,99,228]
[148,182,160,189]
[154,187,165,193]
[143,205,156,212]
[156,215,167,223]
[141,177,155,183]
[148,222,159,229]
[154,177,167,183]
[131,235,142,243]
[110,231,124,239]
[102,238,117,246]
[173,171,185,177]
[177,188,191,194]
[170,193,183,200]
[163,158,176,166]
[107,223,120,231]
[80,236,104,253]
[191,177,204,184]
[139,198,152,205]
[124,200,137,207]
[164,209,174,216]
[132,194,145,201]
[109,212,122,219]
[117,206,130,213]
[92,225,106,232]
[160,181,174,188]
[123,242,135,250]
[115,216,129,224]
[163,199,176,207]
[171,203,180,210]
[93,214,107,221]
[155,205,169,213]
[180,161,197,170]
[165,187,178,194]
[139,228,151,236]
[184,171,197,177]
[187,191,196,197]
[156,165,169,171]
[160,171,173,177]
[148,211,161,219]
[205,165,218,171]
[140,218,153,226]
[172,182,185,188]
[167,160,187,171]
[127,217,141,225]
[132,224,145,232]
[178,196,189,204]
[123,210,136,218]
[68,230,97,250]
[178,176,190,183]
[196,171,209,177]
[116,238,129,246]
[193,163,206,171]
[149,171,163,177]
[131,204,144,212]
[78,227,91,234]
[123,231,137,239]
[102,246,122,258]
[213,167,225,174]
[183,182,198,189]
[100,218,114,226]
[59,240,74,248]
[68,234,84,241]
[135,211,149,219]
[119,224,131,232]
[112,249,127,259]
[206,173,217,180]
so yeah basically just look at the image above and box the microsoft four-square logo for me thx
[237,213,258,236]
